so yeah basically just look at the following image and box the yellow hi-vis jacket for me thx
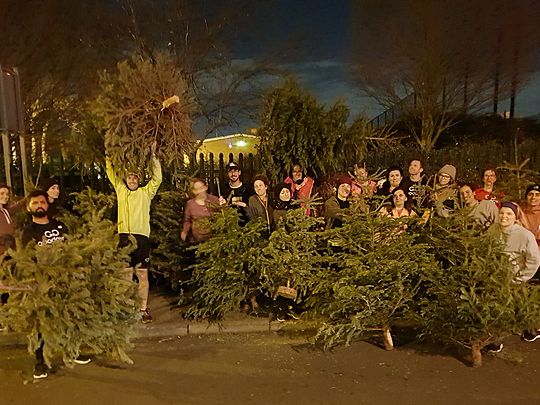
[105,157,162,237]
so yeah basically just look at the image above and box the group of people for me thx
[1,150,539,377]
[181,158,540,349]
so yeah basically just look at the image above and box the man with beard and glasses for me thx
[21,190,91,379]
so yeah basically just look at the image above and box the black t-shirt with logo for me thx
[22,219,68,247]
[221,182,253,225]
[401,176,429,208]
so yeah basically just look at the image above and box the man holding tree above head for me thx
[105,141,162,323]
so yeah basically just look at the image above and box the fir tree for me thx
[258,208,328,307]
[90,51,196,177]
[150,189,189,288]
[313,205,436,350]
[0,189,139,367]
[419,214,540,367]
[185,207,267,322]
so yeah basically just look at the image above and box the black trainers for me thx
[33,363,49,380]
[141,309,153,324]
[486,343,504,353]
[73,356,92,365]
[522,330,540,342]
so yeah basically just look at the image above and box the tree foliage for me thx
[418,214,540,367]
[0,189,139,367]
[182,201,540,367]
[257,79,392,182]
[91,52,196,176]
[313,206,435,350]
[185,207,267,322]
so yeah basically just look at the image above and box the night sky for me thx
[230,0,540,121]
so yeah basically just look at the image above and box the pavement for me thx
[0,291,283,347]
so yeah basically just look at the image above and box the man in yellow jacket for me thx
[105,142,162,323]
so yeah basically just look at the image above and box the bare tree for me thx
[349,0,540,152]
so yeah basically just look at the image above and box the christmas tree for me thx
[419,214,540,367]
[185,207,267,322]
[0,189,139,367]
[313,205,436,350]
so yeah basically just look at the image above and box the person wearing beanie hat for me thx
[324,174,352,228]
[487,200,540,348]
[432,164,458,218]
[41,178,62,217]
[520,183,540,249]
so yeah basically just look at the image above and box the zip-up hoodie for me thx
[105,157,162,237]
[488,222,540,283]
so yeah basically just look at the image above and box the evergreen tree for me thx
[90,52,196,177]
[419,214,540,367]
[313,206,436,350]
[0,189,139,367]
[150,189,189,288]
[257,78,348,182]
[185,207,267,322]
[258,208,328,307]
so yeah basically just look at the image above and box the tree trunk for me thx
[383,326,394,351]
[471,342,482,368]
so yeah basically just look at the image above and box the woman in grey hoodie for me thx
[487,201,540,348]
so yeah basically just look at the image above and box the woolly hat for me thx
[438,164,456,181]
[525,184,540,196]
[275,182,289,193]
[41,178,60,192]
[335,174,353,187]
[500,201,518,217]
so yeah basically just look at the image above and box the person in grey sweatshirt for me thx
[459,182,498,229]
[487,201,540,349]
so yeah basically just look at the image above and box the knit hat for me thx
[274,182,291,197]
[525,184,540,196]
[335,174,353,187]
[438,164,456,181]
[500,201,518,217]
[41,178,59,193]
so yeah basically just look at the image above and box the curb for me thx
[0,318,284,348]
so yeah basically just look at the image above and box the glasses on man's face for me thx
[439,174,451,179]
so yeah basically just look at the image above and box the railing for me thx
[367,93,416,130]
